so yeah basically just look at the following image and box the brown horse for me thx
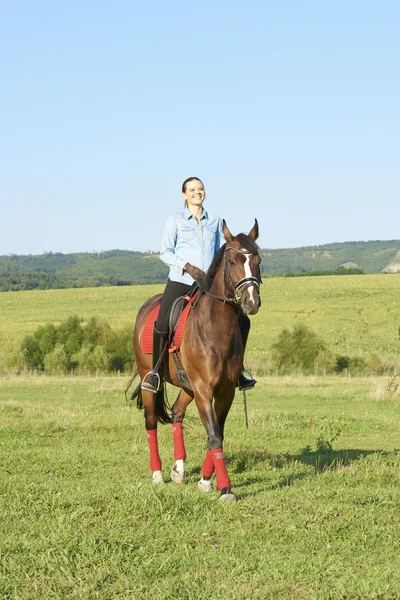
[129,219,261,501]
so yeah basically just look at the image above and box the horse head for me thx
[221,219,262,315]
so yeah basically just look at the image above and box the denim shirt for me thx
[160,207,225,284]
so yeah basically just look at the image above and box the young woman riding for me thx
[141,176,256,393]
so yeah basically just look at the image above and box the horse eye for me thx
[229,259,236,266]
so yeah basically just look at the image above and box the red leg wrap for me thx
[211,448,231,491]
[172,422,186,461]
[202,449,215,478]
[146,429,161,472]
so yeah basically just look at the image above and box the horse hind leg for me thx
[133,296,168,485]
[170,389,193,484]
[140,388,165,484]
[170,425,185,484]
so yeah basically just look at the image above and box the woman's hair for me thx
[182,177,204,207]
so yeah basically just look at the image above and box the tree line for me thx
[1,239,399,292]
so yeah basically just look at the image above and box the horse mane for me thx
[202,233,260,292]
[203,243,226,291]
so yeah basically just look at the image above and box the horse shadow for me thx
[193,447,391,499]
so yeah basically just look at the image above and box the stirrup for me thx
[141,370,162,393]
[237,369,257,391]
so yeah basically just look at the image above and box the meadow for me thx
[1,374,400,599]
[1,276,400,598]
[1,274,400,371]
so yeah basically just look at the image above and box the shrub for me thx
[271,324,329,374]
[3,339,25,372]
[315,416,348,452]
[74,344,95,373]
[35,323,58,355]
[316,349,336,374]
[21,335,44,369]
[92,345,109,373]
[348,356,367,374]
[335,355,368,374]
[65,331,84,355]
[367,353,382,374]
[334,355,350,373]
[14,315,134,374]
[57,315,83,345]
[83,317,112,349]
[105,329,134,372]
[44,343,70,374]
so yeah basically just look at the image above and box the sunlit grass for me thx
[1,275,400,370]
[1,375,400,599]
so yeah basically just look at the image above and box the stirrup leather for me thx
[141,370,162,393]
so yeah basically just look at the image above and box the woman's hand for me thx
[184,262,206,283]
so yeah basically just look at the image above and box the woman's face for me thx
[182,180,205,208]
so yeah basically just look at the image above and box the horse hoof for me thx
[198,478,212,493]
[170,466,185,484]
[219,491,236,503]
[152,470,165,485]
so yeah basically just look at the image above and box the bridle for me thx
[204,245,261,306]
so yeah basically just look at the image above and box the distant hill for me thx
[0,239,399,291]
[0,250,168,291]
[260,239,400,276]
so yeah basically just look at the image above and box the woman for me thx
[141,176,256,393]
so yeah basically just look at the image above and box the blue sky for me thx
[1,1,399,255]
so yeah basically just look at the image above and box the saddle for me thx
[141,291,199,355]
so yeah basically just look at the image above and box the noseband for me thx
[205,245,261,306]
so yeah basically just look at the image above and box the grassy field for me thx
[1,374,400,599]
[1,274,400,370]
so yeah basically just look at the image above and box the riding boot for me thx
[141,326,168,393]
[238,328,257,391]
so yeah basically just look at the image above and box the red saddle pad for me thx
[141,295,197,354]
[141,305,161,354]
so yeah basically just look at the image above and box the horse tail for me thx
[125,370,172,424]
[125,369,143,408]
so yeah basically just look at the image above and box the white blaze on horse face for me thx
[243,252,257,304]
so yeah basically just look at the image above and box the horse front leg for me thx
[170,389,193,483]
[142,388,164,485]
[214,384,236,445]
[194,383,236,502]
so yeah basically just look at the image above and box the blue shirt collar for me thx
[183,206,208,221]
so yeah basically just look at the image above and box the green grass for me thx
[1,375,400,599]
[1,275,400,372]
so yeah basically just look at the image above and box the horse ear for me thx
[222,219,233,242]
[248,218,259,241]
